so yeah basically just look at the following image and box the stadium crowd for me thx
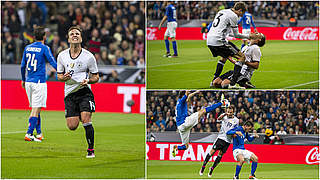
[2,1,145,83]
[148,1,319,21]
[146,91,319,135]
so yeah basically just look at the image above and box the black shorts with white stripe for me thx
[208,41,240,58]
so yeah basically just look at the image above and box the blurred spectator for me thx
[4,32,16,64]
[146,91,319,134]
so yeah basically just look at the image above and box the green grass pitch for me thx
[147,40,319,89]
[1,110,145,179]
[147,160,319,179]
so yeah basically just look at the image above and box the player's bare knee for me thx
[185,143,189,149]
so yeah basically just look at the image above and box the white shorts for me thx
[242,28,251,40]
[165,21,178,38]
[233,149,253,163]
[25,82,47,108]
[177,112,199,144]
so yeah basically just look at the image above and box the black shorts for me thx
[220,70,234,80]
[64,86,96,118]
[212,138,230,154]
[208,41,240,58]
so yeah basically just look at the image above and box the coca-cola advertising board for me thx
[1,80,145,114]
[147,142,320,165]
[147,27,319,41]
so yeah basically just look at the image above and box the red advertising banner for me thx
[1,80,145,114]
[147,27,319,41]
[146,142,320,165]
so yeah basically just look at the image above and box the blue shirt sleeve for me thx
[250,15,256,28]
[227,126,238,135]
[20,48,27,81]
[246,132,255,142]
[44,45,57,70]
[238,16,243,25]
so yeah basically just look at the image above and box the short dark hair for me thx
[67,26,82,38]
[258,34,266,47]
[244,120,254,127]
[233,2,247,12]
[227,106,234,111]
[34,26,45,41]
[178,91,186,98]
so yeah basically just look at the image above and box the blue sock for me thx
[178,144,187,150]
[36,113,41,134]
[241,43,245,50]
[172,41,177,55]
[205,102,222,113]
[235,165,242,177]
[251,162,258,176]
[27,117,38,134]
[165,39,170,53]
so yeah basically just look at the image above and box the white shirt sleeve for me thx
[57,54,64,73]
[230,15,250,39]
[88,54,99,73]
[252,47,261,62]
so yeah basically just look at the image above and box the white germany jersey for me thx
[57,48,98,97]
[217,114,239,143]
[207,9,239,46]
[240,44,261,81]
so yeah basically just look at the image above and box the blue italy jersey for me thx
[166,4,177,22]
[21,42,57,83]
[238,12,256,29]
[175,95,188,126]
[227,126,255,151]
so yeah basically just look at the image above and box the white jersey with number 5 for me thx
[57,48,98,97]
[207,9,239,46]
[217,114,239,143]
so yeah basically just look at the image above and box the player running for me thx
[207,2,262,88]
[172,91,229,157]
[227,121,259,180]
[57,26,99,158]
[212,33,265,89]
[199,106,239,177]
[158,1,178,58]
[238,11,258,50]
[21,26,57,142]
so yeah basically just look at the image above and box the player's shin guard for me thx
[251,162,258,176]
[83,123,94,149]
[172,41,178,55]
[214,61,225,77]
[178,144,187,150]
[212,155,222,169]
[235,165,242,177]
[165,39,170,53]
[36,113,41,134]
[27,117,38,134]
[230,62,243,86]
[205,102,222,113]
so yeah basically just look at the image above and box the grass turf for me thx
[147,40,319,89]
[147,160,319,179]
[1,109,145,179]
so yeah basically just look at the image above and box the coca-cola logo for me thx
[283,27,319,40]
[147,28,157,40]
[305,146,320,164]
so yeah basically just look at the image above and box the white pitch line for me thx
[1,131,25,134]
[283,80,319,89]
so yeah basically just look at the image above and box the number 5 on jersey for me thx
[26,53,37,71]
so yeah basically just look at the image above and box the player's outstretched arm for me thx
[217,113,227,121]
[187,90,200,102]
[44,46,57,70]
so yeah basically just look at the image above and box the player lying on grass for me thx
[172,91,229,157]
[212,33,265,89]
[227,121,259,180]
[200,106,239,177]
[207,2,262,88]
[21,26,57,142]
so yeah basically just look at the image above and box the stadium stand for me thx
[2,1,145,83]
[146,91,319,135]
